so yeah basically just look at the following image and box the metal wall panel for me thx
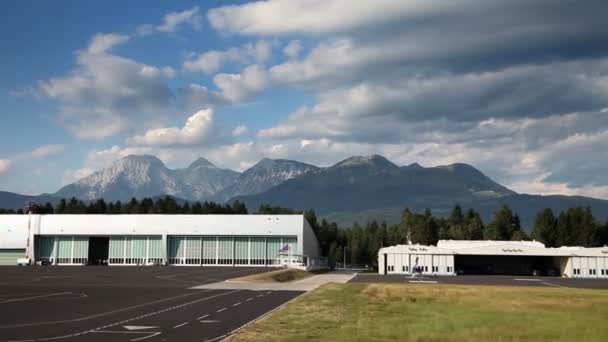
[0,249,25,265]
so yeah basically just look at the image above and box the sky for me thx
[1,0,608,199]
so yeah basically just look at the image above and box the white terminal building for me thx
[0,214,323,269]
[379,240,608,279]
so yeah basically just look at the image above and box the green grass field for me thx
[229,283,608,342]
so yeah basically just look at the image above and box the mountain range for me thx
[1,154,608,229]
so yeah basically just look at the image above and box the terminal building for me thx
[0,214,322,268]
[379,240,608,279]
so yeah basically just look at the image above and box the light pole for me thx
[343,246,348,269]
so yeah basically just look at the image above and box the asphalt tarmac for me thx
[350,273,608,289]
[0,266,303,342]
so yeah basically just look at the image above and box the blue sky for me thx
[1,0,608,199]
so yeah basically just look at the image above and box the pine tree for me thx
[532,208,557,247]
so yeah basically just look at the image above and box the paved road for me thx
[350,273,608,289]
[0,266,302,342]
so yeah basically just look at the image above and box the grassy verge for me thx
[229,283,608,341]
[230,268,315,283]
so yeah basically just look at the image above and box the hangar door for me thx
[0,249,25,265]
[36,236,89,265]
[168,236,298,266]
[108,236,162,265]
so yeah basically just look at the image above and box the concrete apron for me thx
[189,272,357,291]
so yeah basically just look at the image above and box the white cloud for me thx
[0,159,13,175]
[38,33,174,139]
[157,7,202,33]
[208,0,431,35]
[127,109,215,147]
[232,125,248,136]
[18,144,66,160]
[183,40,273,74]
[283,40,302,59]
[213,64,270,102]
[87,33,130,54]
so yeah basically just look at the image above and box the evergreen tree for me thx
[485,206,517,240]
[464,208,484,240]
[532,208,557,246]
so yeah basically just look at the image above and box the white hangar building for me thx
[0,214,322,268]
[379,240,608,279]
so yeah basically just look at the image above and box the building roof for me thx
[0,214,309,249]
[379,240,608,257]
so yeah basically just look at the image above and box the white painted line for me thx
[408,280,438,284]
[123,325,158,331]
[200,320,220,323]
[217,308,227,313]
[233,302,241,307]
[173,322,188,329]
[0,292,71,304]
[131,332,161,341]
[256,294,264,298]
[514,278,542,282]
[0,290,241,342]
[245,297,253,302]
[542,282,567,288]
[197,314,209,320]
[0,290,212,329]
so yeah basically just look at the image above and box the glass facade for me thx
[108,236,162,265]
[167,236,299,266]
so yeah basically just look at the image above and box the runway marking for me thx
[542,282,567,288]
[408,280,438,284]
[217,308,227,313]
[514,278,542,282]
[173,322,188,329]
[1,290,241,342]
[197,314,209,320]
[131,332,162,341]
[0,292,71,304]
[245,297,253,302]
[0,290,211,329]
[256,294,264,298]
[233,302,241,306]
[200,320,220,323]
[123,326,158,331]
[91,330,162,342]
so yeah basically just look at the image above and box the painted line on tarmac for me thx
[207,291,304,342]
[514,278,542,282]
[173,322,188,329]
[541,282,567,288]
[1,289,241,342]
[197,314,209,320]
[0,290,213,329]
[0,292,72,304]
[408,280,438,284]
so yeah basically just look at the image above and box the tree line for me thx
[0,197,248,215]
[1,199,607,267]
[304,205,608,267]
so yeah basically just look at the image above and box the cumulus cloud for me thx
[17,144,66,160]
[183,40,273,73]
[232,125,248,136]
[157,7,202,33]
[0,159,13,175]
[208,0,429,35]
[87,33,130,54]
[213,65,270,102]
[283,40,302,59]
[38,33,175,139]
[127,109,216,147]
